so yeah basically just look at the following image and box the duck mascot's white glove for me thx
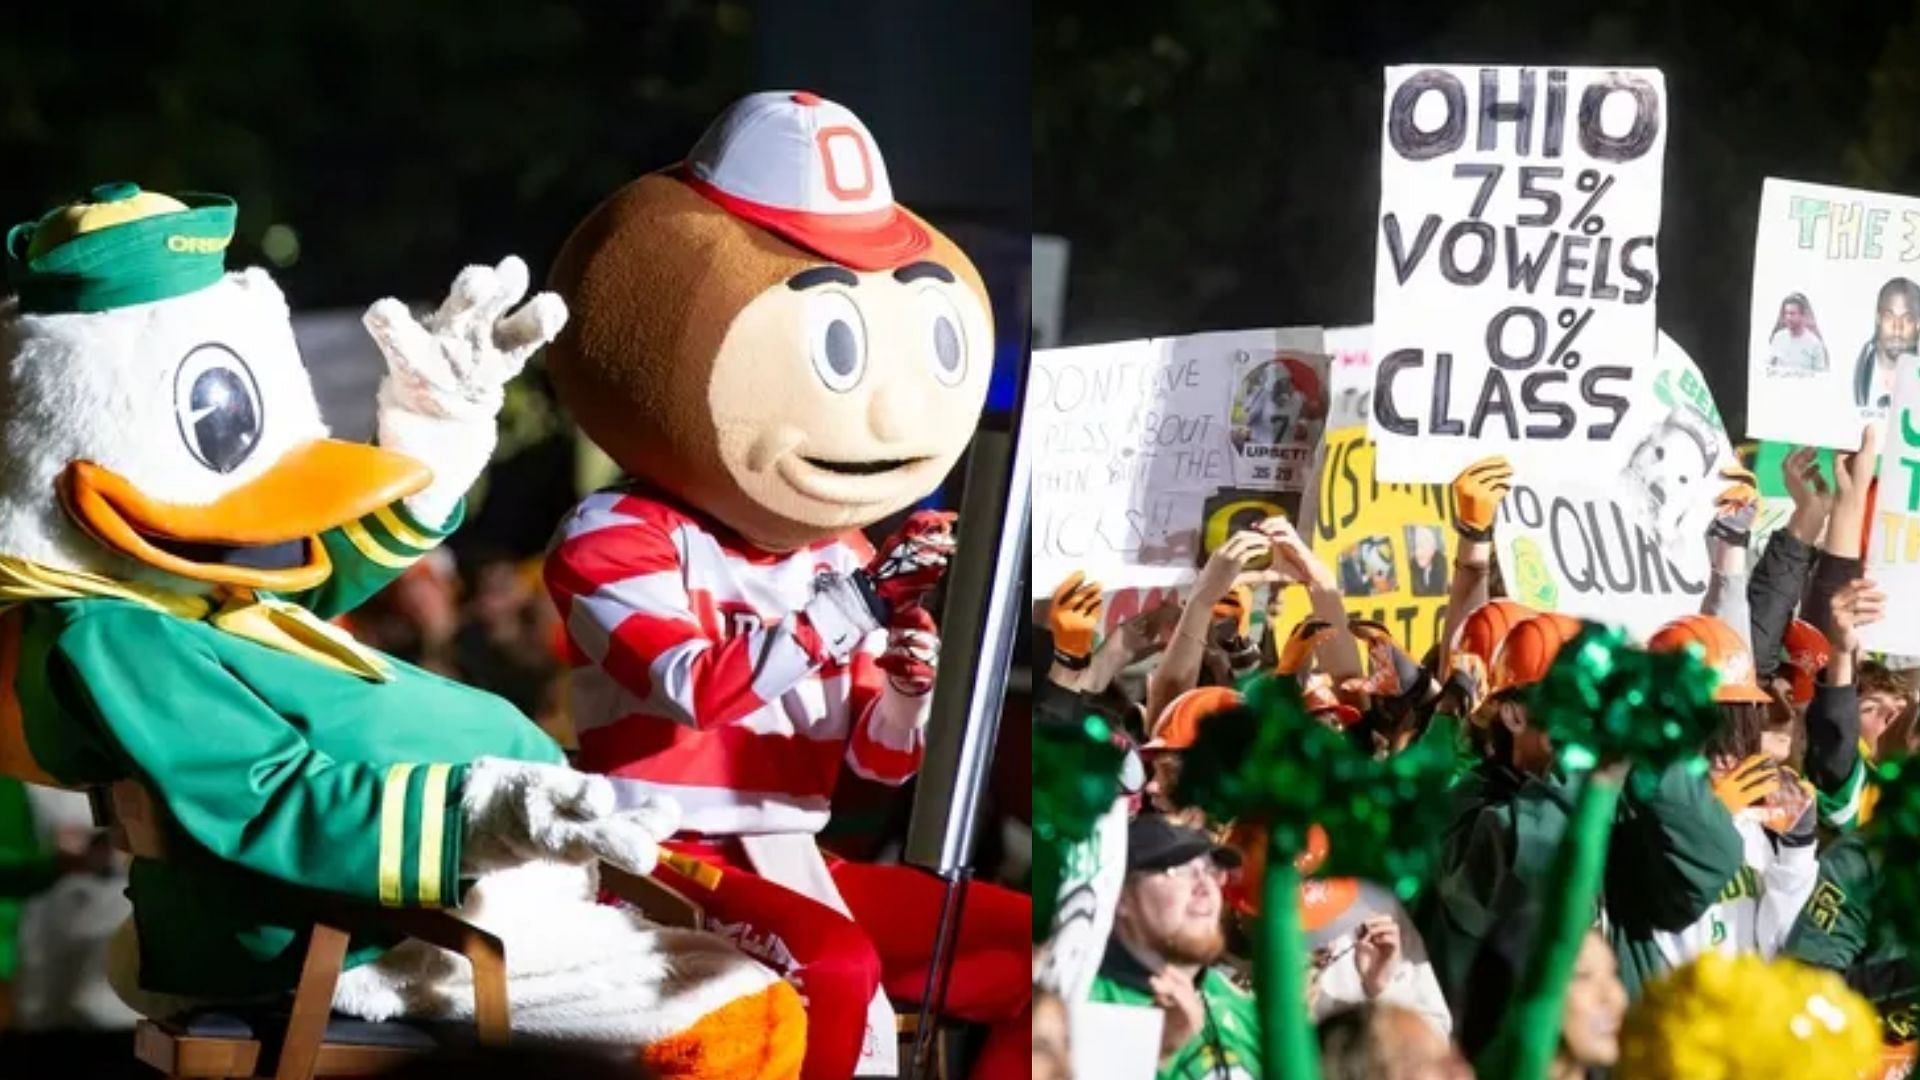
[363,256,568,528]
[459,757,681,876]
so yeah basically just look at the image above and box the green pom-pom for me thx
[1031,713,1125,939]
[1529,622,1720,777]
[1032,713,1124,846]
[1176,675,1452,898]
[1868,755,1920,950]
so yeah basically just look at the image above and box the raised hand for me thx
[1353,915,1404,999]
[1149,966,1208,1063]
[1782,447,1834,527]
[1116,601,1181,664]
[1048,571,1103,667]
[1195,530,1272,604]
[1829,578,1888,655]
[1834,423,1883,504]
[1255,515,1333,591]
[365,256,566,422]
[364,256,568,524]
[1452,456,1513,541]
[1707,465,1759,559]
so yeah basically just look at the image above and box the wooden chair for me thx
[92,780,703,1079]
[892,1009,958,1080]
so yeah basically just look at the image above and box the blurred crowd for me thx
[1031,429,1920,1079]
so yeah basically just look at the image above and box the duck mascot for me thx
[0,182,803,1077]
[543,92,1031,1079]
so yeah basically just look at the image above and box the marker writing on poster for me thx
[1500,486,1705,598]
[1372,67,1660,451]
[1785,196,1920,262]
[1033,353,1229,496]
[1313,432,1455,542]
[1879,393,1920,563]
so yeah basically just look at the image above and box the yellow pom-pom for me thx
[1618,952,1880,1079]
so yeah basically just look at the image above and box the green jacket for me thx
[1422,757,1743,1022]
[1784,833,1918,1043]
[3,501,565,999]
[1089,939,1261,1080]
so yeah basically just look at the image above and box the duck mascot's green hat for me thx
[5,181,236,315]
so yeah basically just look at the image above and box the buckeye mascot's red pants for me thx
[655,838,1031,1080]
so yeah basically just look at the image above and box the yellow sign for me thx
[1269,426,1457,661]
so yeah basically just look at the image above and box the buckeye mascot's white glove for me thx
[363,256,567,528]
[459,757,681,876]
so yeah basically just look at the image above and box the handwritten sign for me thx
[1370,65,1667,483]
[1323,325,1376,429]
[1494,483,1708,640]
[1492,331,1731,639]
[1862,357,1920,655]
[1281,426,1459,660]
[1747,178,1920,449]
[1030,329,1325,596]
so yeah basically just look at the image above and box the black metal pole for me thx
[901,347,1032,1078]
[910,869,971,1077]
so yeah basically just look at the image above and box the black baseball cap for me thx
[1128,813,1242,873]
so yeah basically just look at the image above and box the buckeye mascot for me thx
[544,93,1031,1078]
[0,183,802,1076]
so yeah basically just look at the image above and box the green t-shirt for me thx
[1089,939,1262,1080]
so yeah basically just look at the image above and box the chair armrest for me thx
[365,908,510,1047]
[600,863,705,929]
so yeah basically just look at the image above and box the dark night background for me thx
[0,8,1030,1069]
[1035,0,1920,441]
[0,0,1030,558]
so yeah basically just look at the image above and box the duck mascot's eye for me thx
[173,344,264,473]
[805,290,868,393]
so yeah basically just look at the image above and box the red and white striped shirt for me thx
[545,487,928,836]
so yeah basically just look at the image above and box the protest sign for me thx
[1291,425,1459,659]
[1030,328,1326,597]
[1494,483,1707,640]
[1611,331,1732,546]
[1324,325,1375,429]
[1227,349,1330,490]
[1861,356,1920,655]
[1370,65,1667,484]
[1747,178,1920,449]
[1492,331,1732,639]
